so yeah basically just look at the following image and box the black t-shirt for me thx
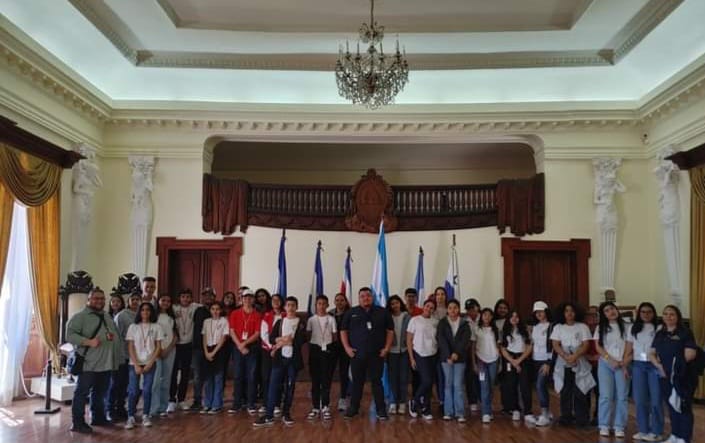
[192,305,211,350]
[341,305,393,355]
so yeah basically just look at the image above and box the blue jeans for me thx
[232,346,258,408]
[266,358,297,418]
[128,365,156,417]
[442,361,466,417]
[204,368,225,409]
[597,359,629,431]
[533,360,551,409]
[151,350,176,414]
[632,361,663,436]
[387,352,409,404]
[478,360,498,416]
[71,370,111,425]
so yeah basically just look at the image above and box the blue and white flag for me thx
[414,246,425,300]
[444,235,459,301]
[275,230,287,296]
[370,220,389,307]
[308,240,324,315]
[340,246,353,303]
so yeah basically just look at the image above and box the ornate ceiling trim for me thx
[68,0,681,71]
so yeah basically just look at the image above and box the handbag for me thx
[67,313,106,376]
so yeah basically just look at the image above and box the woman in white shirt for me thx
[471,307,500,424]
[306,295,338,421]
[201,301,229,414]
[625,302,663,441]
[550,302,595,428]
[499,309,533,422]
[525,301,553,427]
[406,299,438,420]
[125,302,162,429]
[150,294,177,417]
[594,301,630,438]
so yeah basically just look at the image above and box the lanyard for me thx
[208,318,224,345]
[314,315,330,343]
[138,323,152,354]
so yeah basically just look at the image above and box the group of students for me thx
[70,277,702,443]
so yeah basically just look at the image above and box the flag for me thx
[444,234,459,301]
[275,229,287,296]
[414,246,425,300]
[307,240,324,315]
[370,220,389,307]
[339,246,353,304]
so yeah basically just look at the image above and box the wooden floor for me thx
[2,382,704,443]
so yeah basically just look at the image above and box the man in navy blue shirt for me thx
[340,287,394,420]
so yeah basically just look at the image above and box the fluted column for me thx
[128,155,155,278]
[593,158,626,301]
[70,143,102,270]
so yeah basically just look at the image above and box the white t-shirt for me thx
[202,317,229,347]
[173,303,202,344]
[505,330,528,354]
[156,312,175,352]
[626,323,658,362]
[407,315,438,357]
[281,317,300,358]
[531,322,552,361]
[449,317,461,336]
[550,322,591,354]
[126,323,162,365]
[593,322,630,360]
[307,314,337,349]
[473,326,499,363]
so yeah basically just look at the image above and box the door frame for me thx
[156,236,243,296]
[501,237,591,310]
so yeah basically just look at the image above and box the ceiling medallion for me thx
[335,0,409,109]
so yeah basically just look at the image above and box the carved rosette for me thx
[111,272,142,296]
[59,270,95,299]
[345,169,398,233]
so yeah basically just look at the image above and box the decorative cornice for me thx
[638,54,705,122]
[68,0,680,71]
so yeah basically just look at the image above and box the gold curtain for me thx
[27,191,61,361]
[0,143,62,206]
[0,182,14,298]
[690,166,705,399]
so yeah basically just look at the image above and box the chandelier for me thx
[335,0,409,109]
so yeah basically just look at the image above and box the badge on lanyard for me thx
[322,343,327,352]
[507,362,512,372]
[242,331,249,341]
[479,371,486,381]
[366,321,372,330]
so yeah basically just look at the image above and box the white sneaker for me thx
[388,403,397,415]
[398,403,406,415]
[600,428,610,437]
[662,435,677,443]
[457,416,467,423]
[178,402,189,411]
[422,412,433,420]
[124,416,136,430]
[337,398,347,411]
[166,402,177,413]
[470,403,479,412]
[512,410,521,421]
[258,406,266,414]
[273,407,282,416]
[643,434,661,442]
[143,416,152,427]
[536,415,551,427]
[442,415,452,421]
[482,414,491,424]
[307,409,320,420]
[524,414,536,425]
[614,429,625,438]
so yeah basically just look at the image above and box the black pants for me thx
[349,352,385,415]
[107,360,128,414]
[330,344,351,399]
[661,377,694,442]
[191,349,206,405]
[310,344,334,409]
[500,356,532,414]
[72,370,111,425]
[412,352,435,414]
[559,367,590,426]
[465,362,480,405]
[169,343,192,402]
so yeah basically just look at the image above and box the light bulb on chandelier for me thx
[335,0,409,109]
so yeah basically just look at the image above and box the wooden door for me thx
[502,238,590,319]
[157,237,242,302]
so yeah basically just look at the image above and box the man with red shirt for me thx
[228,289,262,414]
[404,288,423,317]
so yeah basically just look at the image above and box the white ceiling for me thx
[1,0,705,106]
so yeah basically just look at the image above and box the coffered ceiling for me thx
[1,0,705,106]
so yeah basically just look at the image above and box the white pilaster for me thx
[128,155,155,278]
[654,146,682,308]
[70,143,102,271]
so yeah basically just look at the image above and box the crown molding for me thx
[68,0,680,71]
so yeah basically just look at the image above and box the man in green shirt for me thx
[66,288,122,434]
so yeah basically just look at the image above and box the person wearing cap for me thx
[228,288,262,414]
[463,298,481,412]
[188,288,215,411]
[525,301,553,427]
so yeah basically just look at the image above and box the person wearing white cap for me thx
[525,301,553,427]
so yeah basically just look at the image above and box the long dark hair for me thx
[631,302,658,338]
[134,302,157,324]
[554,302,585,324]
[478,307,499,341]
[108,293,125,317]
[597,301,626,346]
[255,288,272,311]
[387,295,407,314]
[157,293,176,319]
[494,298,510,319]
[502,310,531,347]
